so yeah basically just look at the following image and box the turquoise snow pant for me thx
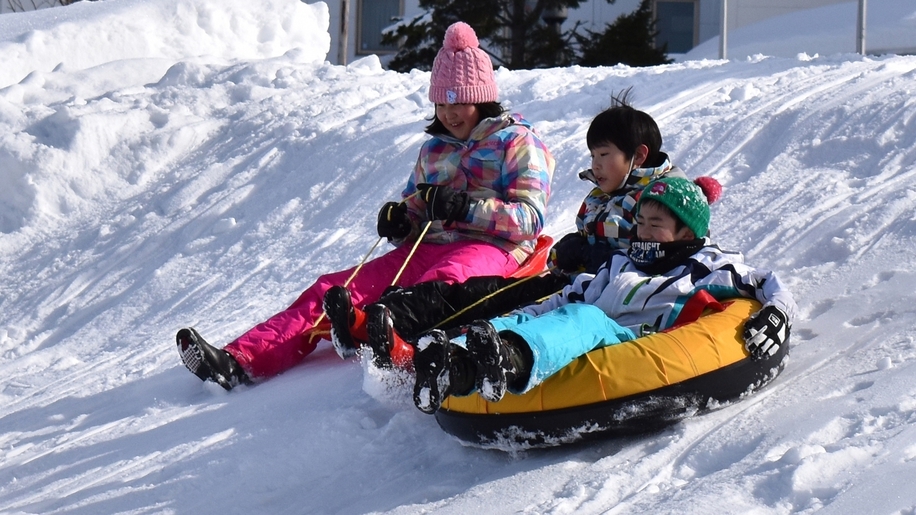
[490,303,636,394]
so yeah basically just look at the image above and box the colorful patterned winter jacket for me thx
[398,113,555,264]
[547,153,686,274]
[575,152,686,250]
[521,241,798,337]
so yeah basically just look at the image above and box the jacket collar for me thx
[436,112,526,146]
[578,152,675,192]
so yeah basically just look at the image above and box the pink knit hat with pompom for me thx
[428,22,498,104]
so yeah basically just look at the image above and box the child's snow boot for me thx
[176,328,251,391]
[412,330,474,414]
[389,333,416,370]
[466,320,531,403]
[365,303,395,368]
[365,303,415,369]
[412,330,451,414]
[323,285,367,359]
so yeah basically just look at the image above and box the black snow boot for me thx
[412,329,475,414]
[412,330,454,414]
[466,320,531,403]
[176,327,251,391]
[365,303,394,368]
[447,345,476,398]
[324,285,360,359]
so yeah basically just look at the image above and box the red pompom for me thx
[694,176,722,204]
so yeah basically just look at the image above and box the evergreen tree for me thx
[5,0,85,11]
[382,13,442,73]
[383,0,670,72]
[575,0,672,67]
[382,0,588,72]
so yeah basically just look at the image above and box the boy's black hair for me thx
[587,88,663,166]
[638,198,688,233]
[425,102,506,136]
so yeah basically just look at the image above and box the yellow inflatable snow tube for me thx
[435,298,788,447]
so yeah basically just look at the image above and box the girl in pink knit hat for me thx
[176,22,555,390]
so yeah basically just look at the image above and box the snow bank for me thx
[0,0,330,237]
[0,0,330,89]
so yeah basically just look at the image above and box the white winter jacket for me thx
[520,239,798,337]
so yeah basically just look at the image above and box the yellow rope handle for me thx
[426,266,560,332]
[309,235,386,341]
[390,220,432,287]
[400,189,421,205]
[306,189,427,343]
[344,236,386,287]
[307,192,424,343]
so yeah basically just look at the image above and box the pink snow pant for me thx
[225,239,519,378]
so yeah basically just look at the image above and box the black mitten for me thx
[417,183,471,226]
[743,305,789,360]
[582,241,613,274]
[548,233,590,274]
[377,202,411,239]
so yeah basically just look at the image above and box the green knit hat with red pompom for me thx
[637,176,720,238]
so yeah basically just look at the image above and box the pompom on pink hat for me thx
[428,22,498,105]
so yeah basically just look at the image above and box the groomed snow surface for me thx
[2,0,916,513]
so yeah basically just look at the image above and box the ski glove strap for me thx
[377,201,412,239]
[417,183,471,226]
[742,304,789,360]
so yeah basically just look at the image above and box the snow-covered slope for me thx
[2,1,916,513]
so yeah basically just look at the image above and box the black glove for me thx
[377,202,412,239]
[743,305,789,360]
[583,241,613,274]
[549,233,590,274]
[417,183,471,226]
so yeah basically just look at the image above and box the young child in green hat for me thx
[412,176,797,413]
